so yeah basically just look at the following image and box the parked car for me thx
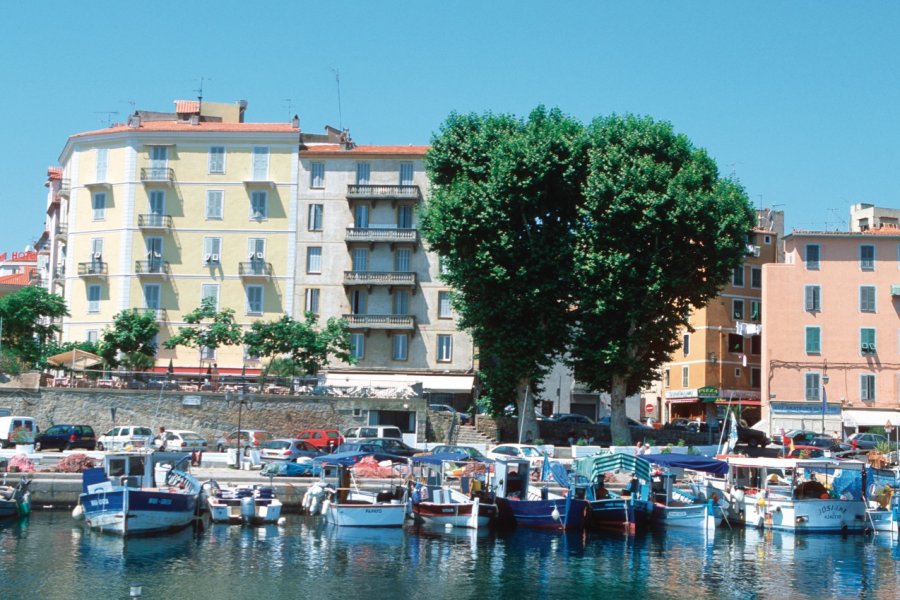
[486,444,546,466]
[343,426,403,442]
[361,437,419,457]
[429,404,471,424]
[0,416,38,448]
[215,429,273,452]
[548,413,595,425]
[154,430,208,453]
[424,445,488,460]
[294,429,345,452]
[97,426,153,451]
[34,424,96,451]
[778,430,847,451]
[719,420,770,448]
[784,445,831,459]
[665,418,699,431]
[596,416,655,435]
[259,439,324,462]
[847,432,887,451]
[334,442,382,454]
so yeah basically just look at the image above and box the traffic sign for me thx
[885,420,893,433]
[645,403,655,414]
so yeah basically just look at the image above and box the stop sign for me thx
[645,403,655,414]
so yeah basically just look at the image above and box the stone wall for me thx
[0,388,427,443]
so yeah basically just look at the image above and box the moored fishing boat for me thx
[204,482,283,525]
[0,477,31,520]
[492,458,588,531]
[409,453,498,529]
[76,451,201,536]
[641,453,728,529]
[573,452,652,531]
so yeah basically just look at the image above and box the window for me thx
[353,204,369,228]
[805,372,821,401]
[246,285,264,315]
[734,368,742,378]
[308,204,323,231]
[732,266,744,287]
[438,291,452,318]
[92,192,106,220]
[750,300,761,321]
[350,333,365,359]
[200,346,216,361]
[304,288,320,315]
[682,333,690,357]
[143,283,161,310]
[664,369,670,387]
[860,286,876,313]
[681,366,689,387]
[208,146,225,174]
[96,148,108,182]
[861,374,876,401]
[247,238,265,261]
[751,368,761,388]
[86,330,99,344]
[206,190,223,219]
[439,256,450,276]
[352,248,368,272]
[311,162,325,188]
[400,162,414,185]
[728,333,744,354]
[203,237,222,264]
[351,290,367,315]
[252,146,269,180]
[90,238,104,260]
[860,245,875,271]
[87,284,101,313]
[393,290,409,315]
[150,146,168,175]
[764,235,771,245]
[733,299,744,321]
[750,267,762,289]
[805,327,821,354]
[250,191,268,220]
[356,162,370,184]
[201,284,220,310]
[395,248,411,272]
[806,244,820,270]
[751,334,761,355]
[392,334,409,361]
[306,247,322,273]
[805,285,821,312]
[397,205,413,229]
[437,335,453,362]
[243,344,260,361]
[861,328,876,354]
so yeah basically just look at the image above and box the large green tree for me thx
[421,107,586,440]
[568,115,754,444]
[242,313,356,377]
[163,297,243,367]
[97,309,160,371]
[0,286,69,367]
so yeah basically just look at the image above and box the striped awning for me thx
[574,452,651,483]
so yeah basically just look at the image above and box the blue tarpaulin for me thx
[640,453,729,475]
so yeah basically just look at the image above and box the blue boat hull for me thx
[496,497,588,531]
[81,488,198,536]
[586,497,652,529]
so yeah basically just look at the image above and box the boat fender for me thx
[72,504,84,521]
[321,499,331,516]
[732,488,745,504]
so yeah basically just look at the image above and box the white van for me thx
[343,425,403,443]
[0,416,38,448]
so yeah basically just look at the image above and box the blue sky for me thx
[2,1,899,252]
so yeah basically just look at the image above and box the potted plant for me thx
[12,426,35,454]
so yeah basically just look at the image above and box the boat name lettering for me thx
[148,498,173,506]
[88,498,109,507]
[818,504,846,519]
[364,509,383,514]
[668,512,686,517]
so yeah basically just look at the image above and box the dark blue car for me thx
[35,424,96,451]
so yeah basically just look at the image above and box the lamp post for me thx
[822,372,829,436]
[236,391,247,455]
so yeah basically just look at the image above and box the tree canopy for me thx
[422,108,754,443]
[97,309,160,371]
[242,312,356,376]
[163,297,242,360]
[0,286,68,368]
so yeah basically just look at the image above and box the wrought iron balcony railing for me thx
[135,260,170,275]
[138,214,173,229]
[140,167,175,183]
[343,271,416,287]
[342,314,416,330]
[78,261,108,277]
[238,261,274,277]
[346,184,421,202]
[345,227,418,244]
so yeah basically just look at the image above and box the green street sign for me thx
[697,386,719,401]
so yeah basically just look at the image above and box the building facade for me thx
[763,225,900,437]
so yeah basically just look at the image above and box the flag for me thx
[727,412,738,452]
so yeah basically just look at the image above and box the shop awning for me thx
[47,349,103,371]
[323,373,474,394]
[842,409,900,428]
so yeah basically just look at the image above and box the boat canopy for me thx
[641,453,729,475]
[411,452,493,466]
[312,450,405,467]
[574,452,651,482]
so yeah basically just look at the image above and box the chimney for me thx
[238,99,248,123]
[127,113,141,128]
[190,114,200,126]
[291,114,300,129]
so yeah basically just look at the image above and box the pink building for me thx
[763,228,900,438]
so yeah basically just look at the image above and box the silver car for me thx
[154,430,207,452]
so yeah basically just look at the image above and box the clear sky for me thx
[2,1,899,252]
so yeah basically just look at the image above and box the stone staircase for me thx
[453,424,496,446]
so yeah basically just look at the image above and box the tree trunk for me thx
[516,378,538,443]
[609,374,632,446]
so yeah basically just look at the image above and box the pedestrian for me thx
[156,426,167,451]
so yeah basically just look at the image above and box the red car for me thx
[294,429,344,452]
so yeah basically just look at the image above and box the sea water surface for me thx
[1,512,899,599]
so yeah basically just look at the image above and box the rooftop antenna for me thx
[726,162,742,179]
[94,111,119,127]
[283,98,294,121]
[826,207,846,232]
[331,68,343,130]
[194,76,211,113]
[120,100,136,114]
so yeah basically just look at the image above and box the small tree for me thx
[97,309,160,372]
[163,298,243,369]
[243,313,355,380]
[0,286,69,368]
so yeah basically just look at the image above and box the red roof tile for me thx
[300,144,429,156]
[175,100,200,113]
[71,121,299,139]
[47,167,63,180]
[0,268,35,286]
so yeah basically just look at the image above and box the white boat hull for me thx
[732,494,867,533]
[207,498,283,525]
[325,502,407,527]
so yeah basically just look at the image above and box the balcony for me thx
[138,214,173,230]
[135,260,170,277]
[55,223,68,239]
[343,271,416,291]
[58,179,71,197]
[343,314,416,331]
[143,308,168,321]
[239,261,274,279]
[140,167,175,184]
[346,184,421,205]
[345,227,418,246]
[78,261,108,278]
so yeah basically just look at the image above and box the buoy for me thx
[445,523,453,530]
[551,506,561,521]
[277,517,287,526]
[72,504,84,520]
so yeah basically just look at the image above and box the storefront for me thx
[768,401,842,438]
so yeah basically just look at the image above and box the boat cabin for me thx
[84,451,192,493]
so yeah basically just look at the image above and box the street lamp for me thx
[821,372,829,436]
[236,391,247,455]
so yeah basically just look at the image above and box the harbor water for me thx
[2,511,899,599]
